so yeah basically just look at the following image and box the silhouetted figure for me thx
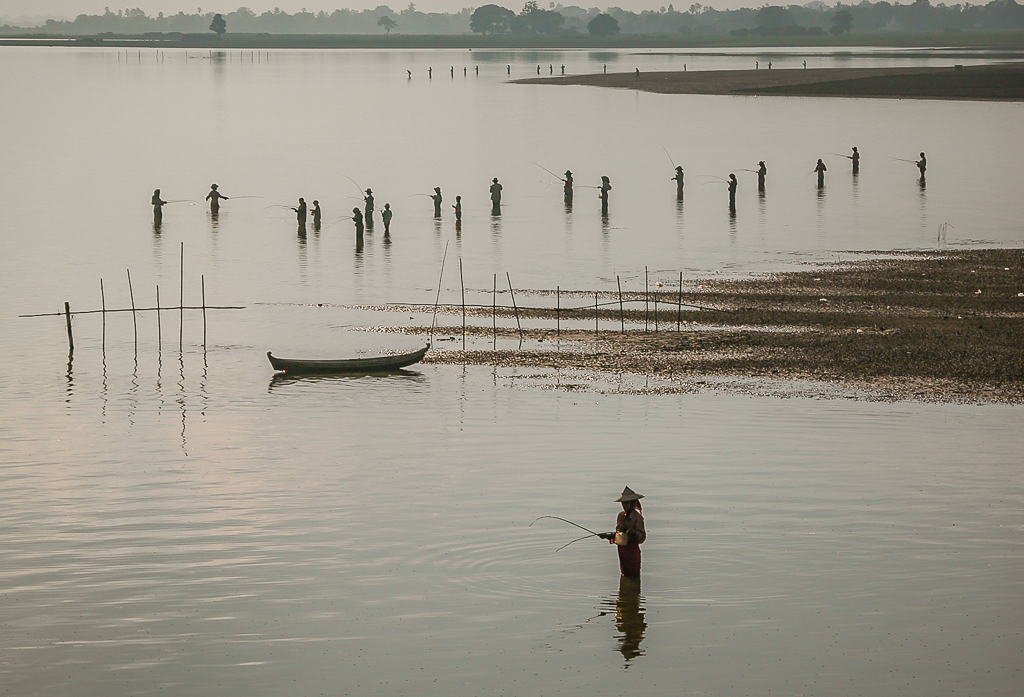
[364,188,374,227]
[152,189,167,219]
[768,61,772,69]
[489,178,502,215]
[453,195,462,222]
[537,65,541,75]
[803,60,807,68]
[815,158,827,188]
[463,66,467,76]
[206,183,228,212]
[428,67,432,78]
[635,68,640,80]
[407,69,412,79]
[564,170,574,203]
[672,166,684,198]
[451,66,454,78]
[599,175,611,215]
[757,161,767,192]
[560,64,565,74]
[549,64,553,74]
[382,203,392,235]
[292,197,307,225]
[603,63,607,74]
[728,173,737,211]
[851,147,860,174]
[916,152,927,179]
[475,66,479,75]
[756,61,759,70]
[352,207,364,237]
[507,64,510,75]
[431,187,442,217]
[311,200,322,230]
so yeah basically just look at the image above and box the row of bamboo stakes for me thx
[19,243,244,353]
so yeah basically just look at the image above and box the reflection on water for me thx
[610,575,647,664]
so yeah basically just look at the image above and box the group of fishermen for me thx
[151,149,928,233]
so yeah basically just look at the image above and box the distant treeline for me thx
[3,0,1024,36]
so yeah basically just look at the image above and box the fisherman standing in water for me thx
[564,170,574,204]
[672,166,684,199]
[364,189,375,228]
[851,147,860,175]
[352,207,364,238]
[815,158,827,188]
[599,176,611,215]
[728,173,737,211]
[152,189,167,219]
[311,200,322,230]
[489,177,503,216]
[206,183,228,212]
[916,152,927,179]
[598,487,646,579]
[381,203,393,236]
[431,187,443,217]
[757,161,767,192]
[292,197,307,226]
[452,195,462,222]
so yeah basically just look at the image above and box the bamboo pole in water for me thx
[64,302,74,352]
[156,285,162,351]
[127,269,137,347]
[677,272,683,331]
[459,259,466,352]
[100,278,106,349]
[179,243,184,351]
[617,276,624,333]
[201,275,207,348]
[644,266,649,332]
[556,286,560,340]
[492,273,497,350]
[507,273,522,345]
[595,292,599,337]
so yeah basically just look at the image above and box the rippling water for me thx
[1,47,1022,696]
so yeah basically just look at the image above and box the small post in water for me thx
[459,259,466,352]
[644,266,649,333]
[556,286,560,340]
[617,275,624,333]
[201,275,207,348]
[64,302,74,352]
[507,272,523,346]
[179,242,184,352]
[100,278,106,348]
[127,269,137,347]
[595,292,599,337]
[156,285,162,351]
[492,273,497,350]
[677,271,683,331]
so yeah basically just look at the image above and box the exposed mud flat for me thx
[365,249,1024,403]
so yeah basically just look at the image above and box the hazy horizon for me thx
[2,0,841,25]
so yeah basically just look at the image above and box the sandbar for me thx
[514,63,1024,101]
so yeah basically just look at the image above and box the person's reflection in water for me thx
[612,575,647,664]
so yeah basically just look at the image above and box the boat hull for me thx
[267,345,429,374]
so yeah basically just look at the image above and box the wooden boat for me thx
[267,344,429,374]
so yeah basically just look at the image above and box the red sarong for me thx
[617,541,642,578]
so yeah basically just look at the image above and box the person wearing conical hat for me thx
[599,486,646,578]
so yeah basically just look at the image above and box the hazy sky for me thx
[1,0,763,24]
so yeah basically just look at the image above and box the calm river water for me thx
[1,46,1022,696]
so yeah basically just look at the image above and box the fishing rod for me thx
[889,157,918,165]
[429,241,449,345]
[164,199,198,205]
[696,174,728,183]
[661,144,677,169]
[228,195,264,199]
[532,162,566,183]
[343,175,366,197]
[829,152,853,159]
[555,533,602,553]
[408,193,433,198]
[261,204,295,211]
[530,515,601,536]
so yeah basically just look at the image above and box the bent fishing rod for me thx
[532,162,566,183]
[530,516,613,552]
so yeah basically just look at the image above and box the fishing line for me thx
[429,241,449,345]
[530,515,600,536]
[532,162,566,182]
[661,144,677,169]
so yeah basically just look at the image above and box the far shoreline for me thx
[514,62,1024,101]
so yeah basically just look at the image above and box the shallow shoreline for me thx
[514,63,1024,101]
[365,249,1024,403]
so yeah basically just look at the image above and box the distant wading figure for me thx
[382,203,392,235]
[672,166,684,199]
[364,189,374,228]
[452,195,462,222]
[599,176,611,215]
[757,161,767,192]
[431,187,442,217]
[352,207,364,237]
[851,147,860,174]
[564,170,574,203]
[598,487,647,579]
[152,189,167,218]
[916,152,927,179]
[292,197,307,226]
[206,183,228,212]
[815,158,827,188]
[311,200,322,230]
[489,178,502,216]
[728,173,737,211]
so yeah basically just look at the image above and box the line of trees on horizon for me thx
[3,0,1023,36]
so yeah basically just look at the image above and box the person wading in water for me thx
[599,487,646,578]
[672,166,684,199]
[152,189,167,219]
[431,187,443,218]
[205,183,228,212]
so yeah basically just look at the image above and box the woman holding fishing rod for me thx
[599,487,647,579]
